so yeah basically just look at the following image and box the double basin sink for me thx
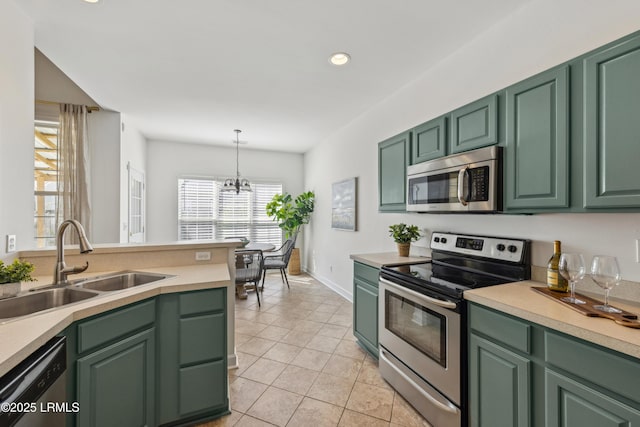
[0,271,170,321]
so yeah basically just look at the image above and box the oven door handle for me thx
[379,348,460,415]
[457,166,469,206]
[379,277,457,309]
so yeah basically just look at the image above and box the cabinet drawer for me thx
[180,312,225,364]
[354,262,379,285]
[180,288,225,315]
[545,331,640,403]
[77,299,156,354]
[469,304,530,354]
[179,360,227,416]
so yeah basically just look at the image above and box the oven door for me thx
[378,277,461,405]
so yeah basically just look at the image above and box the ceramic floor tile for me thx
[237,337,278,357]
[246,386,303,427]
[286,397,344,427]
[235,333,253,346]
[334,339,367,361]
[338,409,391,427]
[234,352,259,376]
[271,365,320,396]
[322,354,363,382]
[259,325,292,341]
[254,312,280,325]
[293,319,325,334]
[306,373,355,407]
[327,313,352,328]
[270,316,300,330]
[235,415,278,427]
[262,342,303,364]
[305,335,341,354]
[241,358,288,385]
[200,409,243,426]
[390,394,432,427]
[236,319,268,336]
[229,377,268,413]
[317,324,349,339]
[306,310,334,323]
[279,330,315,347]
[314,304,340,314]
[345,382,394,421]
[290,348,331,371]
[356,357,392,391]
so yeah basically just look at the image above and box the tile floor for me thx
[202,273,432,427]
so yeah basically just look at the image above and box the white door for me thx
[128,164,145,243]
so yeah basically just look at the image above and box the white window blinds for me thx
[178,178,283,246]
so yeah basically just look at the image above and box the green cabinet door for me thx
[411,116,447,164]
[583,34,640,208]
[353,262,379,358]
[450,94,498,154]
[378,131,410,212]
[469,333,531,427]
[546,369,640,427]
[157,288,228,425]
[505,66,570,210]
[77,328,155,427]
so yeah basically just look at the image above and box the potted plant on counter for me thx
[0,259,36,299]
[266,191,315,275]
[389,223,421,257]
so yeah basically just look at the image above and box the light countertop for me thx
[0,263,230,377]
[465,280,640,359]
[350,252,430,269]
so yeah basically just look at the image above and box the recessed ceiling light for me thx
[329,52,351,66]
[83,0,100,3]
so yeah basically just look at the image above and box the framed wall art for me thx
[331,177,357,231]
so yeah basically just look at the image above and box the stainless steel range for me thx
[379,232,531,427]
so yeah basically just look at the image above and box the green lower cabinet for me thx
[469,303,640,427]
[469,334,530,427]
[505,66,570,210]
[76,328,156,427]
[353,262,379,358]
[545,369,640,427]
[157,288,228,425]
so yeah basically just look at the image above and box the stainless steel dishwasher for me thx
[0,336,67,427]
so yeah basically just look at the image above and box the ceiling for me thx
[18,0,531,153]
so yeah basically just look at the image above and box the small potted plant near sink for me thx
[389,223,421,257]
[0,259,36,299]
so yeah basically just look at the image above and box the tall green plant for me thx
[266,191,315,238]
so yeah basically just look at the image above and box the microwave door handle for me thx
[457,167,469,206]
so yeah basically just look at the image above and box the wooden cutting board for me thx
[531,286,640,328]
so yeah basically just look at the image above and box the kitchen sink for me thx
[0,288,99,320]
[75,271,170,292]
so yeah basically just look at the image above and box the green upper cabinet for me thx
[378,131,410,212]
[411,116,447,164]
[450,94,498,154]
[505,66,570,210]
[583,34,640,208]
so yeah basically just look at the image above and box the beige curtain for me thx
[56,104,91,241]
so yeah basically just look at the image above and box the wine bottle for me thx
[547,240,568,292]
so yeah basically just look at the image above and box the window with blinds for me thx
[178,178,283,246]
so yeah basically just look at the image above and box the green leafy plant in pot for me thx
[0,259,36,299]
[389,223,421,257]
[266,191,315,275]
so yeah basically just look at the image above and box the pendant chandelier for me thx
[222,129,252,193]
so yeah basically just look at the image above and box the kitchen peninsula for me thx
[0,239,241,426]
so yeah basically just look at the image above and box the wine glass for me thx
[558,253,586,304]
[590,255,622,313]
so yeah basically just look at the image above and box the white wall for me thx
[146,140,304,243]
[304,0,640,300]
[88,110,121,243]
[0,0,33,259]
[120,117,147,243]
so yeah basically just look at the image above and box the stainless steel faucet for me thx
[53,219,94,286]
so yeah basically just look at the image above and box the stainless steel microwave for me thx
[406,146,502,212]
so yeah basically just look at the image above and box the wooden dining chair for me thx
[235,249,264,307]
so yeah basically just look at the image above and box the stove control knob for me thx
[508,245,518,253]
[441,238,447,244]
[496,244,506,252]
[434,237,440,243]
